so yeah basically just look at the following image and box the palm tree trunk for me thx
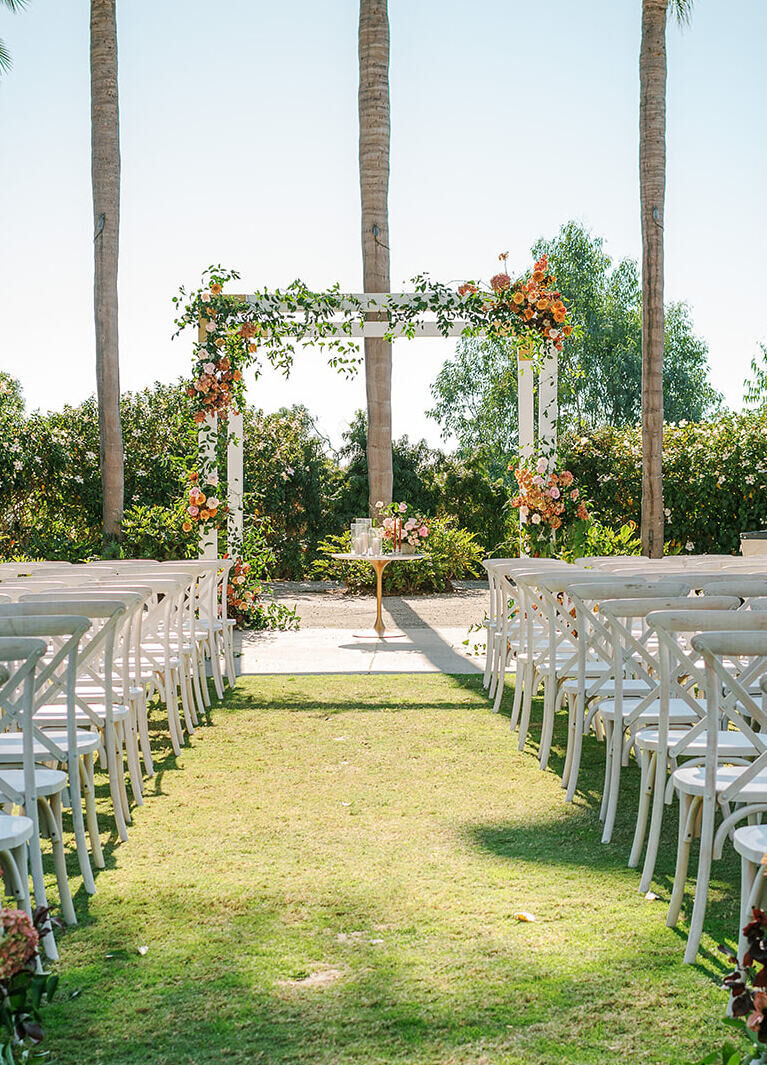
[358,0,392,513]
[91,0,124,546]
[639,0,667,557]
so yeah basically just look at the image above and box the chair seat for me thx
[636,728,757,757]
[596,697,701,725]
[33,704,129,726]
[733,823,767,865]
[0,729,100,761]
[0,767,67,798]
[561,678,652,697]
[0,813,33,848]
[673,763,767,799]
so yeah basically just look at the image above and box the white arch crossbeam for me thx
[197,292,558,559]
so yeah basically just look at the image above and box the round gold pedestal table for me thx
[331,553,425,639]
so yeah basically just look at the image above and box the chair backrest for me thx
[11,597,126,728]
[589,598,741,719]
[701,579,767,600]
[0,635,48,810]
[0,612,91,764]
[692,630,767,803]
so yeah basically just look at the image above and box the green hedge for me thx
[561,411,767,554]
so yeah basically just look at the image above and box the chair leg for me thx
[46,793,76,926]
[639,749,670,893]
[539,681,559,771]
[565,694,586,804]
[602,717,624,844]
[164,668,183,754]
[517,664,536,752]
[178,664,196,736]
[123,709,144,806]
[135,689,154,777]
[599,721,613,823]
[27,831,57,960]
[105,724,129,843]
[684,798,717,964]
[668,792,697,928]
[82,753,105,870]
[223,626,236,688]
[509,660,523,732]
[69,752,96,892]
[629,751,655,869]
[207,633,225,700]
[3,845,32,917]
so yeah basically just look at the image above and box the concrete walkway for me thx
[238,581,488,675]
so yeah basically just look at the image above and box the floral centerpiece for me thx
[511,458,590,558]
[374,501,429,553]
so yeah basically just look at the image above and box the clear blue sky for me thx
[0,0,764,450]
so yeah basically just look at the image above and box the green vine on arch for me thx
[171,255,575,537]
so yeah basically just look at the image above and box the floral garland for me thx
[173,255,574,430]
[173,257,575,545]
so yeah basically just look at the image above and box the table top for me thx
[331,553,425,562]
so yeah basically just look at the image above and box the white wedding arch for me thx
[196,292,559,559]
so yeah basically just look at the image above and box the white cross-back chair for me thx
[0,636,54,953]
[632,606,755,890]
[561,579,692,803]
[0,628,92,958]
[12,596,132,843]
[0,608,100,892]
[669,627,767,962]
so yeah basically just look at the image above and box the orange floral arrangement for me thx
[511,458,590,556]
[459,252,573,351]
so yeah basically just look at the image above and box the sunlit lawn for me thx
[42,674,739,1065]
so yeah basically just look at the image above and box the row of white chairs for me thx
[481,552,767,962]
[0,557,237,959]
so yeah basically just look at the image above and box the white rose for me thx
[531,513,541,525]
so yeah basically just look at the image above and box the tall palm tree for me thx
[90,0,123,546]
[0,0,27,75]
[639,0,692,556]
[358,0,392,512]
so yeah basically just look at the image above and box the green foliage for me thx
[334,413,509,553]
[576,519,643,559]
[561,410,767,554]
[429,221,722,468]
[312,516,484,594]
[242,405,337,578]
[743,342,767,408]
[120,504,196,562]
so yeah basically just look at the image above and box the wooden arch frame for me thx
[197,293,559,559]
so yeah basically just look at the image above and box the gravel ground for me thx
[262,579,489,629]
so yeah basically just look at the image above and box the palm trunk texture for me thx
[91,0,124,544]
[639,0,667,557]
[359,0,392,513]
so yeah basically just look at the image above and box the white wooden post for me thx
[517,352,535,462]
[198,414,218,560]
[227,409,244,555]
[538,341,558,468]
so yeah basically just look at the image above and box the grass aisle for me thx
[46,675,738,1065]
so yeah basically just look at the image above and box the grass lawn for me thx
[42,674,741,1065]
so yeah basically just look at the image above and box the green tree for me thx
[743,343,767,407]
[428,221,720,469]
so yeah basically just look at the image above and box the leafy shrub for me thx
[311,516,484,594]
[120,504,196,561]
[561,411,767,554]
